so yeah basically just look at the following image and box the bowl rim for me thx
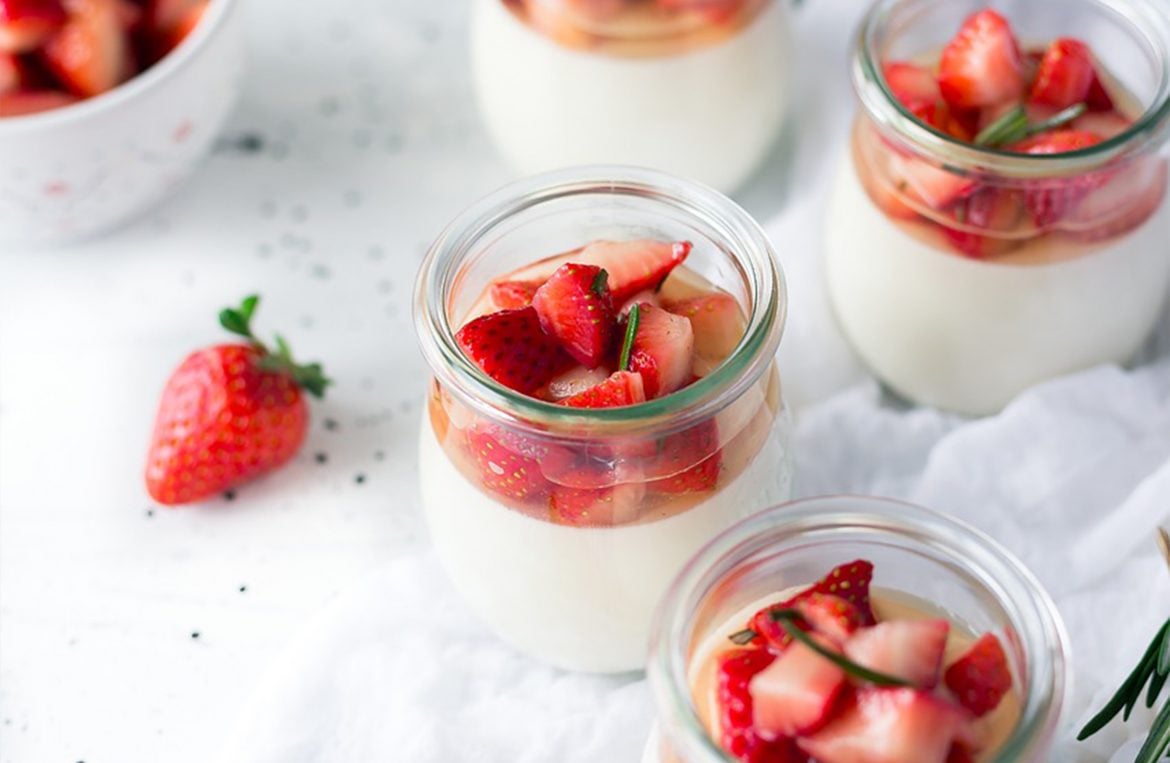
[0,0,241,133]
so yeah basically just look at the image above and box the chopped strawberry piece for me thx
[1085,72,1115,112]
[0,87,75,115]
[883,61,975,140]
[628,303,694,399]
[944,633,1012,717]
[717,648,809,762]
[798,688,969,763]
[748,561,876,651]
[844,619,950,688]
[574,239,691,304]
[1010,130,1105,228]
[750,634,847,737]
[947,744,978,763]
[646,417,720,494]
[0,51,19,92]
[1072,109,1132,141]
[889,152,976,210]
[617,288,660,318]
[455,307,574,394]
[542,364,612,401]
[532,263,618,369]
[1075,161,1167,242]
[665,293,744,370]
[561,369,645,409]
[41,0,128,97]
[0,0,65,53]
[490,280,540,310]
[164,0,203,50]
[750,593,863,654]
[940,188,1023,259]
[938,9,1026,110]
[465,425,551,504]
[1029,38,1096,110]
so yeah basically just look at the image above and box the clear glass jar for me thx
[413,166,791,673]
[825,0,1170,416]
[646,496,1070,762]
[470,0,792,192]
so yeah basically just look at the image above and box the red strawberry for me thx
[145,296,330,506]
[884,61,974,140]
[717,648,809,763]
[0,51,20,92]
[548,470,644,527]
[561,369,645,408]
[889,152,976,210]
[41,0,128,97]
[145,0,199,36]
[798,688,968,763]
[1074,161,1167,242]
[1029,38,1096,109]
[944,633,1012,717]
[1010,129,1105,228]
[940,187,1023,259]
[0,0,65,53]
[532,263,617,369]
[465,425,551,504]
[646,417,720,494]
[574,239,691,304]
[665,293,744,370]
[748,561,876,648]
[628,303,694,399]
[490,279,540,310]
[0,87,75,115]
[455,306,574,394]
[750,633,847,737]
[160,0,204,52]
[1086,72,1115,112]
[947,743,978,763]
[750,593,863,654]
[938,9,1026,110]
[843,619,950,688]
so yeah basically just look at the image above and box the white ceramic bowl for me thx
[0,0,246,246]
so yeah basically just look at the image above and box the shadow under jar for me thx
[825,0,1170,416]
[646,496,1070,763]
[414,167,790,673]
[470,0,791,193]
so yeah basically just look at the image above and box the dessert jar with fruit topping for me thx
[471,0,792,193]
[825,0,1170,416]
[645,496,1070,763]
[413,166,791,673]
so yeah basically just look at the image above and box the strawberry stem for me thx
[219,295,331,399]
[771,609,911,687]
[591,268,609,297]
[619,304,640,371]
[728,628,757,646]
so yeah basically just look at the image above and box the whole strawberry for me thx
[145,295,330,505]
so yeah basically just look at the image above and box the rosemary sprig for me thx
[974,102,1088,148]
[770,610,912,687]
[618,304,640,371]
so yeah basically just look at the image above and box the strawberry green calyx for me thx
[218,294,331,399]
[591,268,609,297]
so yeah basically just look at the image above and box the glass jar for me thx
[413,166,791,673]
[646,496,1070,762]
[824,0,1170,416]
[470,0,792,193]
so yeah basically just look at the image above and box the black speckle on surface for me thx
[238,133,266,153]
[256,243,273,259]
[367,245,385,261]
[271,142,290,160]
[355,474,366,485]
[223,490,237,502]
[352,129,372,149]
[315,452,328,464]
[145,508,154,518]
[290,204,309,223]
[377,279,393,295]
[374,450,385,462]
[319,96,340,117]
[239,585,248,593]
[324,418,340,432]
[343,189,363,208]
[383,133,404,153]
[399,401,412,414]
[259,200,277,218]
[190,631,200,640]
[310,263,332,280]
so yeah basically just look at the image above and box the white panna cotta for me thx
[471,0,790,192]
[826,151,1170,416]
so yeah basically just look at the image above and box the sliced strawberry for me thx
[884,61,974,140]
[0,87,75,115]
[940,187,1023,259]
[750,634,847,737]
[748,561,876,651]
[1086,72,1115,112]
[145,0,199,35]
[944,633,1012,717]
[532,263,617,369]
[1010,129,1105,228]
[665,293,744,370]
[1029,38,1095,109]
[490,279,540,310]
[455,307,574,394]
[561,369,645,409]
[465,425,551,504]
[646,417,720,494]
[542,364,612,401]
[1075,161,1167,242]
[717,647,809,763]
[1072,109,1132,140]
[750,593,863,654]
[938,9,1025,110]
[628,303,693,399]
[798,688,968,763]
[844,619,950,688]
[41,0,127,97]
[947,744,978,763]
[889,152,976,210]
[0,51,19,92]
[163,0,203,51]
[574,239,691,304]
[617,288,660,318]
[0,0,65,53]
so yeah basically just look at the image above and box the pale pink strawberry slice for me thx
[561,370,645,409]
[717,647,810,763]
[455,307,574,394]
[1029,38,1096,109]
[532,263,617,369]
[844,619,950,688]
[542,364,612,401]
[944,633,1012,717]
[628,303,693,399]
[750,634,847,737]
[1010,129,1105,228]
[548,466,645,527]
[490,280,540,310]
[1072,109,1132,141]
[645,417,720,494]
[41,0,127,97]
[574,239,692,304]
[938,9,1026,110]
[0,87,75,115]
[465,426,551,504]
[940,188,1023,259]
[798,688,969,763]
[618,288,660,318]
[0,0,65,53]
[889,153,976,210]
[1075,161,1167,242]
[665,293,744,368]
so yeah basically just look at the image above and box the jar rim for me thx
[412,165,786,437]
[647,496,1071,763]
[854,0,1170,177]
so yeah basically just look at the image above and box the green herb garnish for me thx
[974,102,1087,148]
[618,304,640,371]
[591,268,608,297]
[769,610,912,687]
